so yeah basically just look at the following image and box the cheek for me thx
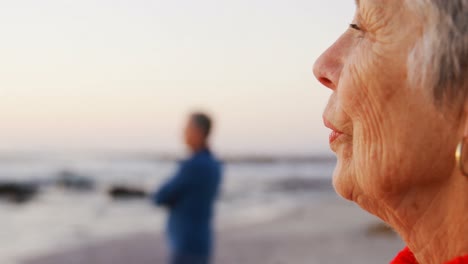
[329,7,451,201]
[339,79,457,199]
[334,45,420,196]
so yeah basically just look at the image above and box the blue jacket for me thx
[153,149,223,256]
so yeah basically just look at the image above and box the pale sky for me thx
[0,0,355,155]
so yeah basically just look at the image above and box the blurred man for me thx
[152,112,223,264]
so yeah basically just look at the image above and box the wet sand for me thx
[22,195,405,264]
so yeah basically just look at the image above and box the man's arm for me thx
[151,162,198,207]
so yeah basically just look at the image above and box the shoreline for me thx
[22,195,405,264]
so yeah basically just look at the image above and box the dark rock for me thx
[0,181,39,204]
[108,186,148,200]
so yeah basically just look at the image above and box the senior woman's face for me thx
[314,0,460,205]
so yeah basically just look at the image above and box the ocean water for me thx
[0,154,336,264]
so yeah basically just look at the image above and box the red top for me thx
[391,247,468,264]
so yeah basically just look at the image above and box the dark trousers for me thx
[170,254,210,264]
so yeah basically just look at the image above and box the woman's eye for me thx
[349,24,362,31]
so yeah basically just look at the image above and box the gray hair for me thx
[408,0,468,107]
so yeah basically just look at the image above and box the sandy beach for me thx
[22,194,405,264]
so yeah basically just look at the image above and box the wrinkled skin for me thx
[315,0,459,209]
[314,0,467,263]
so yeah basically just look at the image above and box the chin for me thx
[330,140,360,201]
[332,160,386,221]
[332,160,359,202]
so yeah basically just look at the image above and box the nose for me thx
[313,42,344,91]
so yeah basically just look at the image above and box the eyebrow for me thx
[355,0,360,6]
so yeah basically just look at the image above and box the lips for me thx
[323,118,344,144]
[329,130,343,144]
